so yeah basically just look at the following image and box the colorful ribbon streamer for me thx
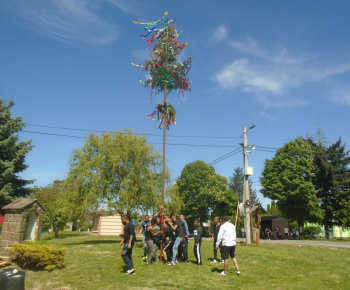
[133,12,192,129]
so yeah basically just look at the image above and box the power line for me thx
[208,148,242,165]
[26,123,240,139]
[21,130,239,148]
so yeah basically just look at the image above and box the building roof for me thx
[2,199,46,211]
[261,216,290,222]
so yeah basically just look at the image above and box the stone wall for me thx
[0,200,45,257]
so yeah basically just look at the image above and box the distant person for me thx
[193,218,203,265]
[119,215,135,275]
[241,227,246,238]
[216,215,240,276]
[278,228,282,240]
[210,216,222,263]
[284,227,289,240]
[299,227,304,239]
[139,215,150,260]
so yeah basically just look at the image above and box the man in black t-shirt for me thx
[162,222,174,263]
[119,215,135,275]
[210,216,222,263]
[145,218,160,264]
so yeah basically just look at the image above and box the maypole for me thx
[133,12,192,229]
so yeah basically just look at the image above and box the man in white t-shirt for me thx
[284,227,289,240]
[216,215,240,276]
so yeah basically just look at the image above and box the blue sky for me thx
[1,0,350,209]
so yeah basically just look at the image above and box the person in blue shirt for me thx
[139,215,150,260]
[179,214,190,263]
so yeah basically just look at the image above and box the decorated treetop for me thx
[133,12,192,129]
[133,12,192,97]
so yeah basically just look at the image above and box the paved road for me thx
[236,238,350,248]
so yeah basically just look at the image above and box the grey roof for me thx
[261,216,290,222]
[2,199,46,211]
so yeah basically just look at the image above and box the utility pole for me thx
[242,125,255,244]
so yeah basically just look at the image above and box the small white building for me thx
[92,210,123,236]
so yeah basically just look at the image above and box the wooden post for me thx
[235,201,239,228]
[256,210,261,246]
[160,83,167,262]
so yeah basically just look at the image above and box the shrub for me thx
[9,241,67,271]
[304,225,322,239]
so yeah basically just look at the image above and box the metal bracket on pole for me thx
[245,205,260,215]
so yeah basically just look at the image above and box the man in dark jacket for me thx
[193,218,203,265]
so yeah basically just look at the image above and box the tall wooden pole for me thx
[162,84,167,219]
[160,83,167,262]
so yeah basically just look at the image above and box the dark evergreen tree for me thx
[229,167,259,205]
[307,137,350,237]
[0,99,34,208]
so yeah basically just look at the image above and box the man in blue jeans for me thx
[139,215,150,260]
[179,214,189,263]
[119,215,135,275]
[166,215,184,266]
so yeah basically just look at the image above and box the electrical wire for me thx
[21,130,240,148]
[208,148,242,165]
[26,123,240,139]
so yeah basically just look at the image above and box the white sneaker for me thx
[236,270,240,275]
[125,269,135,275]
[220,271,227,276]
[211,259,217,263]
[220,260,224,264]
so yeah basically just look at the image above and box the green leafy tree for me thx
[63,129,165,220]
[307,137,350,234]
[260,137,324,227]
[0,99,34,208]
[229,167,259,204]
[264,200,282,216]
[177,160,228,227]
[211,188,239,221]
[31,180,68,238]
[164,183,184,217]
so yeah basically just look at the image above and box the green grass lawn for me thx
[5,232,350,289]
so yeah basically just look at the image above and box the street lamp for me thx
[242,125,255,244]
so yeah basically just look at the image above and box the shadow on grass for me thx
[211,267,222,273]
[41,232,91,240]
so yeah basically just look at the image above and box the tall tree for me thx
[229,167,259,205]
[63,129,165,220]
[263,200,282,216]
[165,183,184,217]
[0,99,34,209]
[260,137,324,227]
[211,188,239,222]
[177,160,228,226]
[328,139,350,228]
[30,180,68,238]
[307,137,350,236]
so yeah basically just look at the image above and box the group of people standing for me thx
[140,214,202,267]
[119,213,240,276]
[263,226,304,240]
